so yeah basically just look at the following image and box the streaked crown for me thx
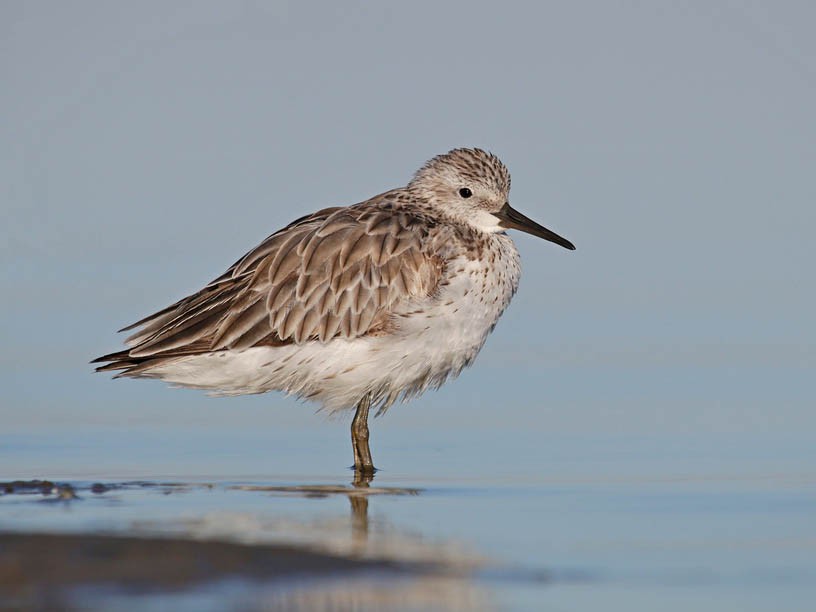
[409,148,511,198]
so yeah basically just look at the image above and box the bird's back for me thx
[94,192,442,376]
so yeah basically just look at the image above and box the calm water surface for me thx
[2,424,814,611]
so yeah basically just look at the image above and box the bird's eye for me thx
[458,188,473,199]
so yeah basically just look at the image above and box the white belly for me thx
[147,239,521,413]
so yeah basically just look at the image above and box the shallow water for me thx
[2,425,815,611]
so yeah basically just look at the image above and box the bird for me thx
[93,148,575,478]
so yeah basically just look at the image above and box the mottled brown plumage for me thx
[95,195,445,375]
[93,148,575,474]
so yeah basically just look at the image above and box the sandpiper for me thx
[94,148,575,477]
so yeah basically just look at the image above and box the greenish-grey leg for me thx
[351,393,376,477]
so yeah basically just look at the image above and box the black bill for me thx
[494,202,576,250]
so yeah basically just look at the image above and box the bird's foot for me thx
[350,464,377,487]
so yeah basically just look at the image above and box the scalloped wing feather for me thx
[110,196,443,365]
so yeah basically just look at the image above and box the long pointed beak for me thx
[494,203,576,250]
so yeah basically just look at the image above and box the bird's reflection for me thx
[227,474,495,611]
[230,472,421,557]
[118,477,495,610]
[350,472,371,550]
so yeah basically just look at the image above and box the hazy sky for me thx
[2,1,814,436]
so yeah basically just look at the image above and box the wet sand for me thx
[0,531,415,608]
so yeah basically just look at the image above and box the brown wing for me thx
[95,196,442,369]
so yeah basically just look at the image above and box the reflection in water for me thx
[217,472,496,612]
[202,478,495,610]
[351,471,371,553]
[88,575,496,612]
[258,575,495,612]
[2,478,496,610]
[252,471,403,553]
[228,477,427,561]
[350,495,368,554]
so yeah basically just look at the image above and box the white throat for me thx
[467,209,504,234]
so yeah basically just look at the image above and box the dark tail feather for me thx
[91,350,130,365]
[92,339,215,375]
[94,361,138,373]
[91,349,138,373]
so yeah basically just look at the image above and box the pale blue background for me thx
[2,3,816,610]
[2,1,813,437]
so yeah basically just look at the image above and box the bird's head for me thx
[408,148,575,250]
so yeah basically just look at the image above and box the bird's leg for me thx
[351,393,376,478]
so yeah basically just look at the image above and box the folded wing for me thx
[94,198,443,373]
